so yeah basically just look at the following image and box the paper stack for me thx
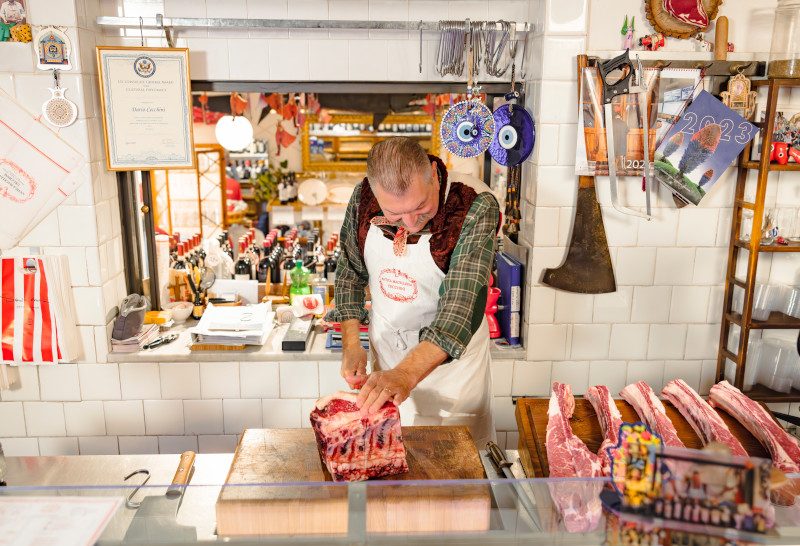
[110,324,159,353]
[189,303,274,347]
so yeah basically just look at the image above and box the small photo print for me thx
[0,0,25,25]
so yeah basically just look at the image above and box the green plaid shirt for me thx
[326,181,499,360]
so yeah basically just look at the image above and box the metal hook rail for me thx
[95,16,532,33]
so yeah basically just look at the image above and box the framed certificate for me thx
[96,46,195,171]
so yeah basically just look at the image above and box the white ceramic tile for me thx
[551,361,590,395]
[626,361,666,393]
[19,209,60,247]
[511,361,551,397]
[43,247,88,287]
[144,400,184,435]
[409,0,449,20]
[184,38,230,79]
[447,0,488,19]
[662,361,703,393]
[199,435,239,453]
[387,38,427,81]
[685,323,720,360]
[119,363,160,399]
[38,437,79,456]
[184,399,224,434]
[369,0,408,20]
[200,362,240,399]
[527,324,568,360]
[496,431,507,450]
[269,39,310,79]
[527,247,566,287]
[534,166,576,206]
[118,435,158,454]
[79,436,119,455]
[0,366,39,401]
[692,247,728,286]
[532,207,558,247]
[57,206,99,246]
[0,402,26,437]
[538,81,578,124]
[72,287,106,325]
[637,212,679,247]
[554,291,594,323]
[319,361,346,395]
[545,0,587,33]
[78,363,120,400]
[309,39,349,80]
[223,399,263,434]
[654,248,695,286]
[0,437,39,456]
[23,402,65,436]
[0,42,34,73]
[593,287,632,323]
[615,248,656,286]
[329,0,367,19]
[104,400,145,435]
[698,360,718,396]
[491,360,513,396]
[239,362,280,398]
[677,208,720,247]
[648,324,688,360]
[493,396,516,431]
[262,398,302,428]
[101,278,119,321]
[608,324,649,360]
[533,124,559,165]
[288,0,328,18]
[300,399,316,428]
[707,286,725,323]
[159,435,198,454]
[228,38,269,80]
[541,36,585,80]
[557,124,578,167]
[85,247,102,286]
[94,324,110,363]
[588,361,628,394]
[669,286,711,324]
[279,361,319,398]
[160,363,201,399]
[631,286,672,323]
[63,401,105,437]
[95,199,113,244]
[529,286,556,323]
[570,324,610,360]
[348,39,388,80]
[716,208,733,247]
[38,366,80,401]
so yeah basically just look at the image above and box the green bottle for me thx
[289,259,311,302]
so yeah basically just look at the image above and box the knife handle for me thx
[166,450,195,497]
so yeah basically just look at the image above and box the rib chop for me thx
[662,379,747,457]
[585,385,623,475]
[619,381,684,448]
[310,391,408,482]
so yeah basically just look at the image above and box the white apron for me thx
[364,177,496,447]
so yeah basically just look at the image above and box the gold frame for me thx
[96,46,196,171]
[301,113,441,172]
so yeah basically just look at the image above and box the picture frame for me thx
[96,46,195,171]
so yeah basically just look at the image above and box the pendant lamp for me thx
[215,92,253,151]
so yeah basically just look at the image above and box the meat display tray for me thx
[216,427,490,536]
[515,397,773,478]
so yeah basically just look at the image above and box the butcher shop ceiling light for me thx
[215,92,253,151]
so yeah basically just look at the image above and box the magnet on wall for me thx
[440,100,495,158]
[489,104,535,167]
[33,25,72,71]
[42,70,77,128]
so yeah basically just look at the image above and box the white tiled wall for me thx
[2,0,795,458]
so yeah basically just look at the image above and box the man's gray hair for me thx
[366,137,432,196]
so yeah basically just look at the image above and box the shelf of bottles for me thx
[226,139,270,217]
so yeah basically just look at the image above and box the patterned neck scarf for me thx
[370,217,408,256]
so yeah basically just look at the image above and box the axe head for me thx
[542,184,616,294]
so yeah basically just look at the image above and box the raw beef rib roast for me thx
[310,391,409,482]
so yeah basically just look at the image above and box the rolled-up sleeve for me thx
[419,192,499,359]
[325,183,369,324]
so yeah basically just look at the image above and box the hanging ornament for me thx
[42,70,77,128]
[34,26,72,71]
[490,105,535,166]
[644,0,720,39]
[440,100,495,158]
[275,123,297,154]
[265,93,283,112]
[306,93,321,115]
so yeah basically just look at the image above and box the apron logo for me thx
[378,268,418,302]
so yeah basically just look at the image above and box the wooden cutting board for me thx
[515,397,773,478]
[216,426,490,536]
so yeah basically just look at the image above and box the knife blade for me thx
[124,451,197,542]
[486,441,541,532]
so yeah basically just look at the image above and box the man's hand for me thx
[356,341,448,415]
[340,319,367,389]
[356,367,418,415]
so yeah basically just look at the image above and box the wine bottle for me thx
[257,240,272,283]
[234,241,251,280]
[191,291,204,320]
[174,243,187,270]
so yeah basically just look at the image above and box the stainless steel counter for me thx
[105,322,527,363]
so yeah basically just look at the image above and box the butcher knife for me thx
[124,451,197,543]
[486,441,541,532]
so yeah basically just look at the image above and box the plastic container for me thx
[785,286,800,318]
[769,0,800,78]
[756,341,793,393]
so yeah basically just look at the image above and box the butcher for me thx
[326,137,499,447]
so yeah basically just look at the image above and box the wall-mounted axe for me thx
[542,54,616,294]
